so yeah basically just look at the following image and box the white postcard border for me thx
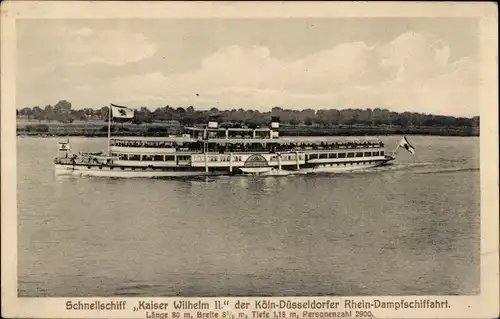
[1,1,498,318]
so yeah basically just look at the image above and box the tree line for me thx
[17,100,479,128]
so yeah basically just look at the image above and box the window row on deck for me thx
[308,151,384,160]
[111,153,176,161]
[194,155,244,162]
[270,155,303,161]
[110,139,384,152]
[110,153,243,162]
[110,150,384,162]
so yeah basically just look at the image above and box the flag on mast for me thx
[398,136,415,155]
[111,103,134,119]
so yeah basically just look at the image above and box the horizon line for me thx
[15,104,479,119]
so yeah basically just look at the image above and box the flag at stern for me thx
[398,136,415,155]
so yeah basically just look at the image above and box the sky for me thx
[16,18,479,117]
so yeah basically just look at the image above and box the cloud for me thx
[26,27,158,68]
[72,27,93,36]
[108,42,378,99]
[19,29,476,117]
[65,29,158,66]
[104,31,476,116]
[377,57,477,116]
[375,33,477,115]
[379,32,452,80]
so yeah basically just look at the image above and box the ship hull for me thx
[54,157,393,178]
[54,164,223,178]
[302,158,391,174]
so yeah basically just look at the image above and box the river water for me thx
[17,135,480,297]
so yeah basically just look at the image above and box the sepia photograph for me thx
[1,1,498,318]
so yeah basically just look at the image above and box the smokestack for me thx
[208,115,219,129]
[270,116,280,139]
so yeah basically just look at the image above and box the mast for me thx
[107,103,112,155]
[204,141,208,173]
[392,144,399,156]
[392,136,403,155]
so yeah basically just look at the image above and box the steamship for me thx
[54,105,414,178]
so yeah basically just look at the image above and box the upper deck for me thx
[109,136,384,154]
[109,117,384,152]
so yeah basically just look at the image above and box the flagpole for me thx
[392,144,399,155]
[107,103,112,155]
[392,136,402,155]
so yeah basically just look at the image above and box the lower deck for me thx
[56,150,390,168]
[54,152,394,177]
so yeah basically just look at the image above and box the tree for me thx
[44,105,56,122]
[272,106,283,114]
[83,108,94,119]
[244,119,259,129]
[54,100,72,122]
[180,117,195,126]
[133,107,152,124]
[32,106,44,121]
[20,107,33,119]
[176,107,186,118]
[472,116,480,127]
[14,101,480,130]
[97,106,110,121]
[74,109,88,121]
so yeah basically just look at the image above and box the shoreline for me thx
[16,122,479,137]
